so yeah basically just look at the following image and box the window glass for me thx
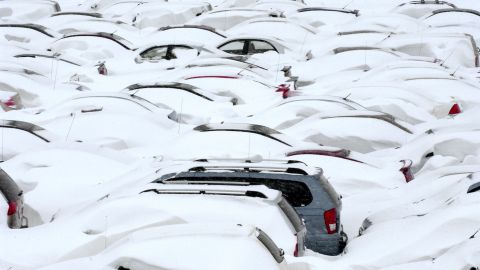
[140,46,168,60]
[218,41,245,54]
[248,40,276,54]
[170,46,196,59]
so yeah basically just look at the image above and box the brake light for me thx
[7,202,17,216]
[4,97,16,107]
[324,208,337,234]
[448,103,461,116]
[400,159,414,183]
[275,84,290,99]
[97,62,107,75]
[293,242,299,257]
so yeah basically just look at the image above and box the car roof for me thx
[51,12,103,18]
[296,7,359,16]
[156,158,319,178]
[140,183,282,201]
[158,24,227,38]
[429,8,480,17]
[193,123,293,146]
[58,32,134,50]
[0,120,52,142]
[0,23,57,38]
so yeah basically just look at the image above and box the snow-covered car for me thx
[0,0,60,22]
[0,120,54,161]
[287,7,359,28]
[216,36,312,60]
[134,41,222,64]
[36,224,288,270]
[156,158,347,255]
[142,25,227,46]
[31,93,178,149]
[123,82,237,124]
[241,95,371,128]
[161,123,316,158]
[283,110,413,153]
[188,8,284,31]
[48,32,135,61]
[227,17,317,44]
[113,183,307,256]
[391,1,456,18]
[0,23,59,49]
[120,1,212,29]
[0,168,26,229]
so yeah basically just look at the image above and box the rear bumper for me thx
[305,230,347,255]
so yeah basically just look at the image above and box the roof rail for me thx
[186,164,309,175]
[192,158,307,165]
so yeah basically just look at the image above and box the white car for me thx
[36,224,289,270]
[129,183,306,256]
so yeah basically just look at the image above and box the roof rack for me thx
[140,188,268,198]
[191,158,305,165]
[186,164,309,175]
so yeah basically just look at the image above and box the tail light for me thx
[324,208,337,234]
[293,242,299,257]
[97,63,108,75]
[7,202,17,216]
[4,97,16,108]
[448,103,461,116]
[276,84,290,99]
[400,159,414,183]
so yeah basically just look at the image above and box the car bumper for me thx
[305,230,347,255]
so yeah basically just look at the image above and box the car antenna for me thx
[450,65,461,77]
[130,88,141,97]
[439,47,458,67]
[343,93,352,101]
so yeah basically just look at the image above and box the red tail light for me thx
[448,103,461,115]
[324,208,337,234]
[7,202,17,216]
[275,84,290,99]
[4,97,16,107]
[400,159,414,183]
[293,242,299,257]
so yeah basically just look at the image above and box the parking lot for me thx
[1,0,480,269]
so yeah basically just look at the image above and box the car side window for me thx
[218,40,246,55]
[248,40,277,54]
[169,45,196,59]
[140,46,169,60]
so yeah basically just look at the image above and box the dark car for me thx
[0,168,26,229]
[154,159,347,255]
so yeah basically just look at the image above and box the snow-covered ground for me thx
[1,0,480,269]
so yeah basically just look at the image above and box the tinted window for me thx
[248,40,276,54]
[170,46,196,59]
[218,40,245,54]
[140,46,168,60]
